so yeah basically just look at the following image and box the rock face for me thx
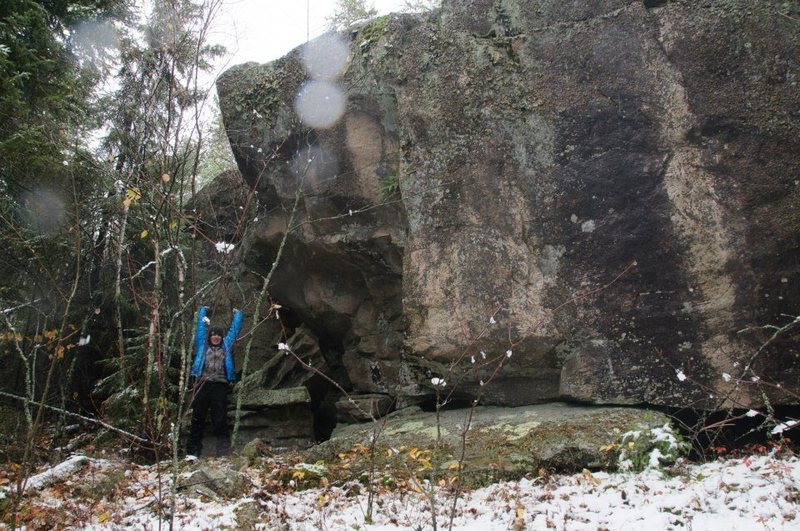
[229,386,315,449]
[217,0,800,411]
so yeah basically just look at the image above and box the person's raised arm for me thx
[195,306,209,351]
[224,308,243,349]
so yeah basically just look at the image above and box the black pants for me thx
[187,381,229,456]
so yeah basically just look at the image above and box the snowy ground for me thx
[6,451,799,530]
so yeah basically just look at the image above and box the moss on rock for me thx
[305,403,672,488]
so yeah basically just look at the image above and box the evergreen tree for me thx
[327,0,378,30]
[97,0,226,442]
[403,0,442,12]
[0,0,132,400]
[0,0,129,201]
[0,0,227,451]
[197,109,237,187]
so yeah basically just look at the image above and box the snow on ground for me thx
[258,454,800,530]
[8,452,800,530]
[23,454,90,492]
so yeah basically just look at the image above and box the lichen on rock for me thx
[214,0,800,415]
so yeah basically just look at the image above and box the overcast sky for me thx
[209,0,409,74]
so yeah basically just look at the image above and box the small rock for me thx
[180,464,250,499]
[241,437,270,459]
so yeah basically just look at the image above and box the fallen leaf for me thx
[582,469,601,485]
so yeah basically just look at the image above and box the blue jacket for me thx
[190,307,243,382]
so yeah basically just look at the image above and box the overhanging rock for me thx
[217,0,800,411]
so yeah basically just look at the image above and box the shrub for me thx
[617,422,690,472]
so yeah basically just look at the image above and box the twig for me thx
[0,390,149,444]
[0,300,42,315]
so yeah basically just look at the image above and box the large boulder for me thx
[308,403,677,479]
[216,0,800,411]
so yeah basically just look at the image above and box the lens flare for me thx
[290,145,339,192]
[301,33,351,81]
[294,80,346,129]
[20,188,65,234]
[72,20,120,56]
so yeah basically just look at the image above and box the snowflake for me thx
[215,241,235,254]
[771,420,799,435]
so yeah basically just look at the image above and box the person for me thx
[186,306,243,457]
